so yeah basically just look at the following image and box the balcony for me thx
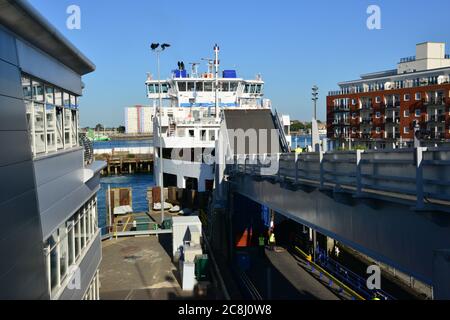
[430,132,445,140]
[333,105,350,112]
[425,97,446,107]
[361,104,373,110]
[386,101,401,109]
[428,115,446,123]
[332,119,350,126]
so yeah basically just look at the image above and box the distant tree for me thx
[95,123,104,131]
[117,126,126,134]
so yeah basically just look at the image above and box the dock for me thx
[95,152,153,176]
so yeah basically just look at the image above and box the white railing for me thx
[230,148,450,209]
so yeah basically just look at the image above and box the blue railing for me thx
[315,248,396,300]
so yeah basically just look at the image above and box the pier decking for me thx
[95,152,153,176]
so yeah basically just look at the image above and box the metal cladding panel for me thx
[58,233,101,300]
[231,175,450,285]
[34,148,84,186]
[16,39,83,95]
[0,95,28,131]
[40,175,100,240]
[0,58,22,98]
[0,190,49,299]
[0,130,33,167]
[0,160,35,206]
[0,26,18,65]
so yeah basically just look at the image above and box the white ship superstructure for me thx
[147,45,290,192]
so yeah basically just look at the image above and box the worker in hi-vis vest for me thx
[269,232,276,247]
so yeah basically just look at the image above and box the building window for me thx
[375,96,381,103]
[376,112,381,118]
[404,127,410,134]
[22,74,79,157]
[376,127,381,134]
[404,94,410,101]
[404,110,410,117]
[415,109,421,117]
[415,93,421,101]
[45,197,98,299]
[352,99,357,105]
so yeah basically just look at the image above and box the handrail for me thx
[294,246,365,301]
[229,148,450,210]
[273,110,290,153]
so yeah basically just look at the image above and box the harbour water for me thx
[97,174,155,229]
[93,139,152,149]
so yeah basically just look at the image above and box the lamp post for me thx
[151,42,170,225]
[312,85,319,120]
[311,86,320,152]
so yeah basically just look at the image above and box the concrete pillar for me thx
[129,163,132,174]
[433,249,450,300]
[114,166,118,175]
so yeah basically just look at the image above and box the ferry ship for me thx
[146,45,292,193]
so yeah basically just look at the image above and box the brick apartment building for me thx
[327,42,450,149]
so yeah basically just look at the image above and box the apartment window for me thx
[415,109,421,117]
[415,93,421,101]
[404,110,410,117]
[376,127,381,134]
[376,112,381,118]
[404,127,410,134]
[352,99,357,105]
[404,94,410,101]
[375,96,381,103]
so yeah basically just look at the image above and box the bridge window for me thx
[187,82,195,92]
[148,84,158,94]
[204,82,213,92]
[178,82,187,92]
[221,82,230,92]
[196,82,203,92]
[161,83,169,93]
[230,82,238,92]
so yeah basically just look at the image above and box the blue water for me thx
[97,174,155,229]
[94,139,153,149]
[291,135,328,149]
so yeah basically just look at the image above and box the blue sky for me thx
[29,0,450,127]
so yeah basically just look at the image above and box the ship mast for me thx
[214,44,220,120]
